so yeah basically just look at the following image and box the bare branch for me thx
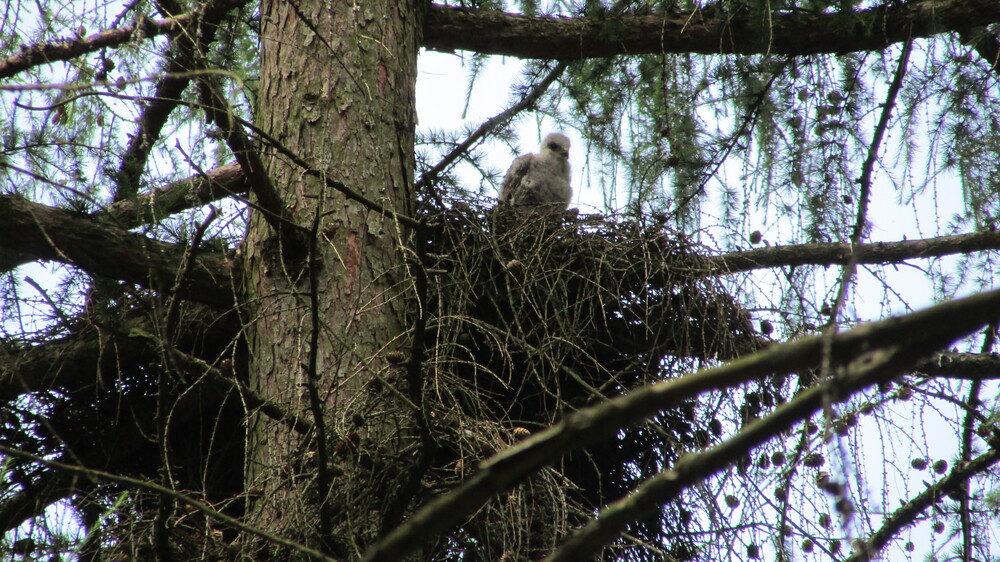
[820,39,912,389]
[424,0,1000,59]
[196,75,307,248]
[842,443,1000,562]
[914,351,1000,380]
[363,284,1000,562]
[546,342,914,561]
[854,39,911,242]
[132,330,316,435]
[251,125,425,230]
[703,229,1000,275]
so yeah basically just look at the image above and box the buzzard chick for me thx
[498,133,571,211]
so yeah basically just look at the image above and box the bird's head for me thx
[541,133,571,159]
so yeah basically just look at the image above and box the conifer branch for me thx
[100,162,247,228]
[841,443,1000,562]
[0,194,234,306]
[0,444,338,562]
[704,230,1000,275]
[114,0,236,201]
[425,0,1000,59]
[0,0,249,80]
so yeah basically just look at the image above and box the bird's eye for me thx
[548,143,560,150]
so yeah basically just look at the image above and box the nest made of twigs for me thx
[386,201,769,560]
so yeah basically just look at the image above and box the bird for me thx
[498,133,572,211]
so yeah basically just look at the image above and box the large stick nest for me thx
[378,203,774,560]
[1,203,777,560]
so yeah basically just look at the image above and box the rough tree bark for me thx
[241,0,421,556]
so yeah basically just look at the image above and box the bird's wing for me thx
[499,154,533,204]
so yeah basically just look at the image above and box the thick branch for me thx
[914,351,1000,379]
[362,284,1000,562]
[5,0,995,82]
[424,0,1000,59]
[0,248,36,275]
[0,329,150,402]
[0,315,313,435]
[99,162,247,229]
[0,303,238,397]
[703,229,1000,275]
[546,340,921,561]
[0,194,234,307]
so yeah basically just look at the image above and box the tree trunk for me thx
[242,0,421,557]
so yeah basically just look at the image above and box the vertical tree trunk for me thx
[242,1,420,556]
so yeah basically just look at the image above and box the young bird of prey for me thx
[498,133,572,211]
